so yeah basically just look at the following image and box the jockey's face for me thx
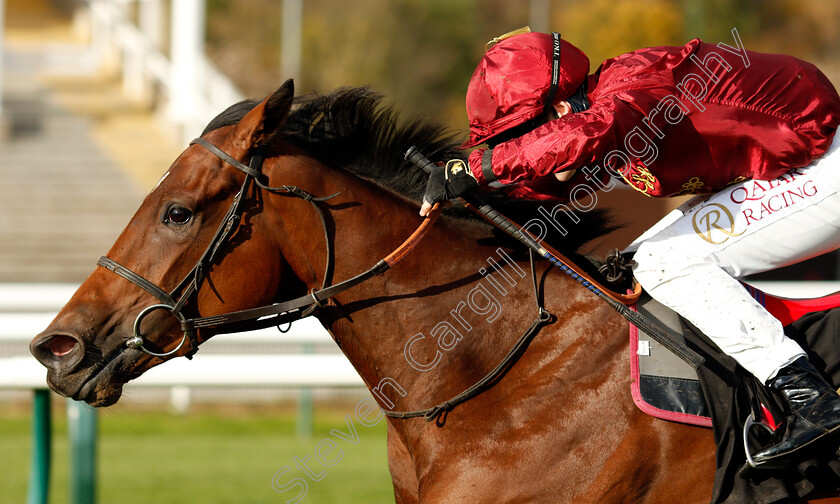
[552,100,576,182]
[552,100,573,120]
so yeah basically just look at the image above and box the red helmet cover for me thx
[463,32,590,148]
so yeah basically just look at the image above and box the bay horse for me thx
[28,81,838,503]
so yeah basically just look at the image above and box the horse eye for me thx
[166,206,193,225]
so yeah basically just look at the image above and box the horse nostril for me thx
[49,335,78,357]
[31,332,85,372]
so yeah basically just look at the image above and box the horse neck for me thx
[265,159,606,418]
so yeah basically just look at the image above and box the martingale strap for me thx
[384,250,552,423]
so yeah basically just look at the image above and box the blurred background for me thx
[1,0,838,503]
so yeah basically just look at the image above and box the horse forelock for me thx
[201,86,619,254]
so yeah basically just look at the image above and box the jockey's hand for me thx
[419,159,478,217]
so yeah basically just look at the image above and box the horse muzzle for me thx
[30,326,131,406]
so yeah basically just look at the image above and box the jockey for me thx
[420,28,840,471]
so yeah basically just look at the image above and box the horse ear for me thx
[231,79,295,153]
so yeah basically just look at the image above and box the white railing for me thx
[5,281,840,400]
[85,0,244,145]
[0,284,364,412]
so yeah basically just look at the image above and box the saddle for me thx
[628,281,840,503]
[630,284,840,426]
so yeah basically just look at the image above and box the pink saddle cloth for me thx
[629,284,840,427]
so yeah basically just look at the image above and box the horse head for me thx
[30,81,314,406]
[29,78,478,407]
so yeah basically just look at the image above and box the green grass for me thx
[0,400,394,504]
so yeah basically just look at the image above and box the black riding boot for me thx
[749,356,840,470]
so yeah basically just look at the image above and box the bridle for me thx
[95,134,557,425]
[98,137,439,359]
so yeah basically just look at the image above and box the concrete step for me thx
[1,3,182,283]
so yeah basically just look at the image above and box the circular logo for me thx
[691,203,744,244]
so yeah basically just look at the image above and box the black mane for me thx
[203,87,618,254]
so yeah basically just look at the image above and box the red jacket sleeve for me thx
[469,97,627,185]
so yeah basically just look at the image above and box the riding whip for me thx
[405,147,704,369]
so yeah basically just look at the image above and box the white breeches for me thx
[629,134,840,383]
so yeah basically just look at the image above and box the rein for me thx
[97,138,661,424]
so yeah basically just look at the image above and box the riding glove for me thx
[422,159,479,207]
